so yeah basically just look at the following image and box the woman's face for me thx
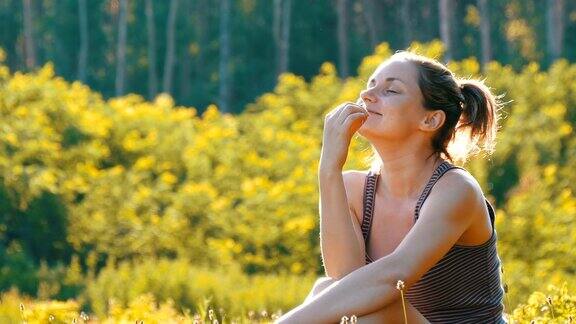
[358,59,431,140]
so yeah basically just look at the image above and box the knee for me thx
[304,276,338,304]
[311,276,337,295]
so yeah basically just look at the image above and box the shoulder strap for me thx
[413,161,466,222]
[361,170,379,263]
[485,198,496,228]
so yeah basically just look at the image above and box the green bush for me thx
[83,257,314,319]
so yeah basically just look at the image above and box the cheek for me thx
[380,109,422,134]
[360,112,409,136]
[390,100,422,124]
[360,98,423,135]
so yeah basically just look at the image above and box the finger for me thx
[339,102,364,114]
[336,103,367,124]
[337,105,367,125]
[341,111,368,126]
[325,102,349,120]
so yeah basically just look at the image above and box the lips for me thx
[367,109,382,116]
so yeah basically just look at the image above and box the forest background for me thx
[0,0,575,322]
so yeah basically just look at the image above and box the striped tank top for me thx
[361,161,507,323]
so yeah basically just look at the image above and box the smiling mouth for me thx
[367,110,382,116]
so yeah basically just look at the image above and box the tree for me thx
[477,0,492,69]
[22,0,36,69]
[78,0,89,82]
[219,0,231,113]
[401,0,412,48]
[336,0,349,78]
[145,0,158,98]
[274,0,292,78]
[115,0,128,96]
[439,0,453,62]
[177,0,193,105]
[189,0,209,107]
[362,0,377,49]
[546,0,565,63]
[162,0,178,94]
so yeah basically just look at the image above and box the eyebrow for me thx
[368,77,406,85]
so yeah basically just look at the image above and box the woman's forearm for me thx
[275,254,402,323]
[318,168,365,280]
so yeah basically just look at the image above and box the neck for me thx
[372,140,443,199]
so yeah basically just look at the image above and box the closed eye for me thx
[385,89,398,94]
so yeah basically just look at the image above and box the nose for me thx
[360,89,376,104]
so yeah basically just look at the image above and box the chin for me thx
[357,126,376,140]
[358,125,392,141]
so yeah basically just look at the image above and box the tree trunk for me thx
[401,0,412,48]
[179,44,191,105]
[362,0,377,49]
[273,0,281,75]
[477,0,491,70]
[219,0,231,113]
[145,0,158,98]
[280,0,291,74]
[178,0,192,105]
[274,0,291,78]
[194,0,208,103]
[439,0,453,62]
[22,0,36,69]
[163,0,178,94]
[337,0,349,78]
[115,0,128,96]
[546,0,564,63]
[78,0,89,82]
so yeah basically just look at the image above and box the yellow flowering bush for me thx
[1,40,576,320]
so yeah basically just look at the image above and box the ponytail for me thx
[457,79,500,157]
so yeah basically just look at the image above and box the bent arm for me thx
[319,169,366,280]
[276,254,403,324]
[276,172,478,323]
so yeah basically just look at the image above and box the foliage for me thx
[0,261,304,323]
[2,282,575,323]
[4,1,576,112]
[509,283,576,323]
[0,288,80,324]
[0,39,576,317]
[83,257,313,318]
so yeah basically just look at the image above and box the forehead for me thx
[370,59,419,88]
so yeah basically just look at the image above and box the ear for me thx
[419,110,445,132]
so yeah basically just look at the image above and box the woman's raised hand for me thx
[319,102,368,172]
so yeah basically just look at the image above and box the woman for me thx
[275,51,507,323]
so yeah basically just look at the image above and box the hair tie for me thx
[457,85,466,110]
[457,83,464,98]
[458,92,465,104]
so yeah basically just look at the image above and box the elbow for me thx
[374,253,410,290]
[326,259,365,281]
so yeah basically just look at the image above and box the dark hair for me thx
[369,51,502,169]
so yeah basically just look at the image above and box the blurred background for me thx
[2,0,576,114]
[0,0,575,323]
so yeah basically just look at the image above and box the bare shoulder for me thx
[435,168,485,200]
[425,167,487,221]
[342,170,370,221]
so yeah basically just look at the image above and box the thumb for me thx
[349,112,367,135]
